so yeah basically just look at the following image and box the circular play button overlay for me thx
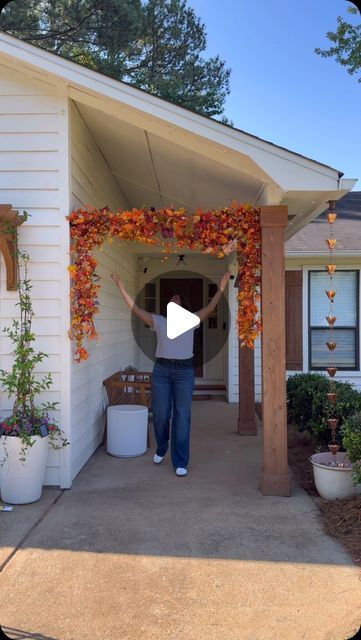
[131,270,230,368]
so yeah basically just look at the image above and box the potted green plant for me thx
[308,391,361,501]
[287,373,361,499]
[0,249,68,504]
[122,365,138,392]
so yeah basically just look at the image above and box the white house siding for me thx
[69,101,138,481]
[0,62,71,486]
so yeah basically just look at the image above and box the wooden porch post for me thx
[236,251,257,435]
[237,343,257,435]
[259,206,291,496]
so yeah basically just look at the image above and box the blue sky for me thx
[188,0,360,188]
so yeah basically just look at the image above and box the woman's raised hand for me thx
[111,273,124,291]
[220,271,232,292]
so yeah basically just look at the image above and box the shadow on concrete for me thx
[0,626,57,639]
[0,403,355,567]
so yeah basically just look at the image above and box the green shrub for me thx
[341,412,361,485]
[286,373,329,430]
[286,373,361,446]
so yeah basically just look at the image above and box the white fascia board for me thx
[286,251,361,258]
[284,187,358,240]
[0,32,347,193]
[340,178,358,190]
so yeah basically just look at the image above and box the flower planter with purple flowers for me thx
[0,244,69,504]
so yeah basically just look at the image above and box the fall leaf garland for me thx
[67,203,261,362]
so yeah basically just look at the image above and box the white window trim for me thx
[303,265,361,376]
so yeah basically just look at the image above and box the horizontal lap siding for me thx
[0,63,71,487]
[70,102,137,481]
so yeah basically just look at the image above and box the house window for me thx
[309,270,359,370]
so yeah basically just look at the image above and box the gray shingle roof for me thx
[286,192,361,254]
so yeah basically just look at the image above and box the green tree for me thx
[315,6,361,82]
[0,0,231,118]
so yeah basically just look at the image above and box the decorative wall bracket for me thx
[0,204,26,291]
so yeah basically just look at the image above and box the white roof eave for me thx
[0,31,351,195]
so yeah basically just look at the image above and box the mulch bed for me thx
[288,424,361,565]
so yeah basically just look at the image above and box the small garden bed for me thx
[288,423,361,565]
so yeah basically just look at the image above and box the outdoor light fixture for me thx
[176,254,186,266]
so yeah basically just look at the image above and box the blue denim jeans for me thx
[151,358,195,469]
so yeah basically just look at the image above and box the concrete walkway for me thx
[0,401,360,640]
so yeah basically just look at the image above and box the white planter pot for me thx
[0,435,49,504]
[107,405,148,457]
[310,451,361,501]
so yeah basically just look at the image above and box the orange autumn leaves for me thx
[67,204,261,362]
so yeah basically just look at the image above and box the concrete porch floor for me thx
[0,401,360,640]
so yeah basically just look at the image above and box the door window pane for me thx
[208,283,218,329]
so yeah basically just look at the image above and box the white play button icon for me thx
[166,302,200,339]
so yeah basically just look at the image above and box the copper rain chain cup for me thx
[327,367,337,377]
[327,418,339,429]
[327,392,337,404]
[325,264,336,275]
[327,341,337,351]
[326,238,336,249]
[325,314,336,326]
[325,289,336,301]
[328,443,340,455]
[327,212,337,224]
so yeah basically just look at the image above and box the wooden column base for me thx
[261,472,292,497]
[237,417,257,435]
[238,343,257,435]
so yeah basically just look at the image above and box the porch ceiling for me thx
[76,102,263,212]
[76,100,354,241]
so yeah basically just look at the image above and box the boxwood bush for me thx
[286,373,361,446]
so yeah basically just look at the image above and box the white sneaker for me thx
[175,467,188,477]
[153,454,164,464]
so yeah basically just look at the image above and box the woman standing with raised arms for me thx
[111,272,231,477]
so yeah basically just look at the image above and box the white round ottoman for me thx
[107,405,148,457]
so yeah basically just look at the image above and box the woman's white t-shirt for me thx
[151,314,196,359]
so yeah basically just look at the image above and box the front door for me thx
[160,278,203,377]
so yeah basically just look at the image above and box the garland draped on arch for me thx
[67,203,261,362]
